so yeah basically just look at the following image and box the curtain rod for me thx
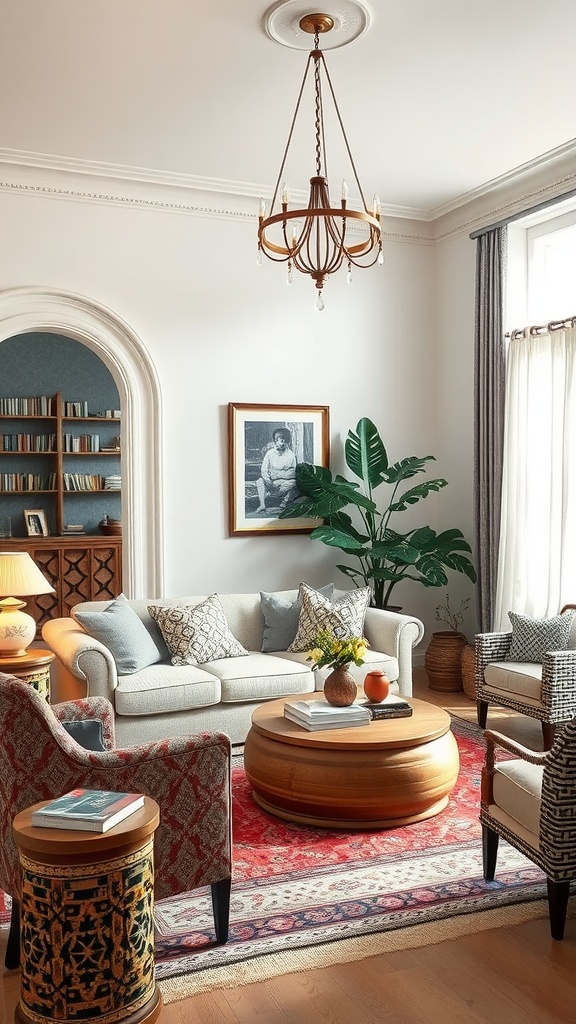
[505,315,576,339]
[469,185,576,239]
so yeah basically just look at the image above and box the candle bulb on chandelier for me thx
[372,193,381,218]
[341,179,348,203]
[258,198,266,218]
[281,182,290,205]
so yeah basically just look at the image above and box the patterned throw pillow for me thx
[260,583,334,652]
[288,583,371,653]
[74,594,162,674]
[148,594,249,666]
[505,610,574,663]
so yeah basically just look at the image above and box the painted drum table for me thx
[12,796,161,1024]
[244,695,460,829]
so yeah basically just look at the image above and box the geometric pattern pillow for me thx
[148,594,249,666]
[287,582,371,653]
[260,583,334,652]
[74,593,162,674]
[506,610,574,663]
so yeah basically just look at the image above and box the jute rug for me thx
[0,717,556,1003]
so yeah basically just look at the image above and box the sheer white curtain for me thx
[493,327,576,631]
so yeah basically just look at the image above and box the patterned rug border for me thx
[158,899,556,1002]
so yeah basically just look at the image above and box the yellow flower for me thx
[308,647,324,662]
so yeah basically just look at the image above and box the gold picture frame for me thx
[228,403,330,536]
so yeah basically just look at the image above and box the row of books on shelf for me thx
[283,695,413,731]
[104,474,121,490]
[64,473,113,491]
[0,433,56,452]
[0,472,56,491]
[32,789,144,833]
[0,396,55,416]
[63,434,121,453]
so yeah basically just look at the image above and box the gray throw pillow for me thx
[505,610,574,663]
[74,593,162,674]
[61,719,105,751]
[260,584,334,652]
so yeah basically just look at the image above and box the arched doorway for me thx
[0,287,163,597]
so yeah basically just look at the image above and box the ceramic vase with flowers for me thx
[306,630,370,707]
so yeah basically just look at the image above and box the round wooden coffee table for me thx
[244,695,460,829]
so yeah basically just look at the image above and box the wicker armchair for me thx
[475,605,576,749]
[480,719,576,939]
[0,674,232,969]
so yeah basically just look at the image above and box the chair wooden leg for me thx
[542,722,556,750]
[547,878,571,940]
[5,897,20,970]
[211,877,231,945]
[482,824,499,881]
[477,700,488,729]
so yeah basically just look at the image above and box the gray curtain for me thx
[473,227,507,632]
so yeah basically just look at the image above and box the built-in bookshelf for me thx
[0,392,121,536]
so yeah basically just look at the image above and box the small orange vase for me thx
[363,670,390,703]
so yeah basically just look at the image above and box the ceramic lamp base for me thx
[0,598,36,656]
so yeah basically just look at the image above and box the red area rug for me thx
[153,717,548,998]
[1,717,549,1000]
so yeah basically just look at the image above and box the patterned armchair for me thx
[475,605,576,749]
[0,674,232,969]
[480,719,576,939]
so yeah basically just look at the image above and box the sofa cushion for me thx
[273,648,399,688]
[148,594,249,666]
[74,593,162,673]
[260,583,334,653]
[203,653,315,703]
[505,610,574,663]
[115,663,221,716]
[288,583,371,653]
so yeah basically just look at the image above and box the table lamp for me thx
[0,551,55,657]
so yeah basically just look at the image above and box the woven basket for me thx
[424,631,467,692]
[461,643,476,700]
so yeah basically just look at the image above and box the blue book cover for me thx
[32,788,144,832]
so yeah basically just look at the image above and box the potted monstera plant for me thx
[279,417,476,609]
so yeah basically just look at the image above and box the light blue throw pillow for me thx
[74,594,162,674]
[260,584,334,652]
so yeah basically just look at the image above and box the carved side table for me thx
[12,796,162,1024]
[0,648,55,701]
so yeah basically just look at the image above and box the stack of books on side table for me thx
[31,788,145,832]
[284,700,371,731]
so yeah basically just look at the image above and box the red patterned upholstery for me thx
[0,673,232,926]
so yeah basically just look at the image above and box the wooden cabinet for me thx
[1,536,122,636]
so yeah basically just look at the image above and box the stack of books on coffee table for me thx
[284,699,371,731]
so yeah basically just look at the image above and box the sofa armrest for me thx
[363,607,425,697]
[42,617,118,703]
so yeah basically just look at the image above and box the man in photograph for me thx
[255,427,299,514]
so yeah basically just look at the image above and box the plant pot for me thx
[461,643,476,700]
[323,665,357,707]
[424,631,467,692]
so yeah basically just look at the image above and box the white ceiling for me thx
[1,0,575,218]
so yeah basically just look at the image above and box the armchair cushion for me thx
[61,718,106,751]
[74,593,162,673]
[491,759,543,838]
[505,610,574,663]
[484,661,542,700]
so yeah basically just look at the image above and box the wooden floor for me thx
[2,669,574,1023]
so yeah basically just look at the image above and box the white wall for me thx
[0,180,441,646]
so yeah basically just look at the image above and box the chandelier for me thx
[257,12,383,310]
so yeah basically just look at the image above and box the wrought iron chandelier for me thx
[257,12,383,310]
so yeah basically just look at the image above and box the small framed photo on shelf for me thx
[24,509,49,537]
[228,403,330,536]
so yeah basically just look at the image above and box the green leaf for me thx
[388,479,448,512]
[383,455,436,484]
[278,464,375,519]
[345,418,388,489]
[311,525,367,552]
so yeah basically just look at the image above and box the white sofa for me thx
[42,592,424,746]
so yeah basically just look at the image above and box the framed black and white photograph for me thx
[24,508,49,537]
[228,403,330,536]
